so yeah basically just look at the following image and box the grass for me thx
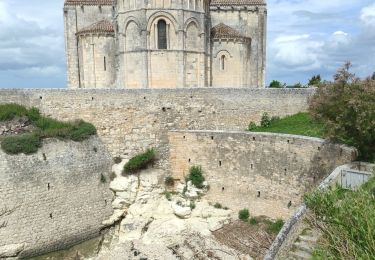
[1,134,42,155]
[305,176,375,259]
[123,149,155,174]
[0,104,97,155]
[248,112,325,138]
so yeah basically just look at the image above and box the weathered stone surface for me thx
[0,244,24,258]
[169,131,357,219]
[0,88,315,160]
[0,137,114,258]
[172,204,192,219]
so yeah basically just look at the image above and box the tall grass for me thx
[306,176,375,259]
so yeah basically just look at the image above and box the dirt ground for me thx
[213,220,276,260]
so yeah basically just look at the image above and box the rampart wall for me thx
[169,131,357,218]
[0,137,114,258]
[0,88,315,164]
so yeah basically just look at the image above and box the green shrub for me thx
[69,121,97,141]
[267,219,284,234]
[269,80,282,88]
[100,174,106,183]
[309,62,375,161]
[1,134,41,155]
[165,176,175,186]
[308,75,322,86]
[214,202,223,209]
[190,201,196,210]
[187,166,205,188]
[248,121,257,131]
[239,209,250,221]
[123,149,155,174]
[0,104,29,121]
[260,112,271,128]
[249,217,258,225]
[165,192,172,201]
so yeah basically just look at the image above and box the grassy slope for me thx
[306,176,375,259]
[250,112,325,138]
[0,104,96,154]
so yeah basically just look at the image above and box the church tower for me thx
[116,0,211,88]
[63,0,267,89]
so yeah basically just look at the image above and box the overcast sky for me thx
[0,0,375,88]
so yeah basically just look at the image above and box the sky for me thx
[0,0,375,88]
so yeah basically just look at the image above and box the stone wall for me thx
[0,88,314,164]
[0,137,114,258]
[168,131,357,218]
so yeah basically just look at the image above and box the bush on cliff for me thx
[0,104,97,155]
[186,166,205,188]
[1,134,42,155]
[309,62,375,161]
[123,149,155,174]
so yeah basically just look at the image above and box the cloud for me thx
[0,0,66,88]
[360,3,375,27]
[267,0,375,85]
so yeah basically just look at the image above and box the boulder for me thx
[0,244,24,258]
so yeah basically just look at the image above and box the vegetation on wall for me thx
[309,62,375,161]
[247,112,324,138]
[305,176,375,259]
[123,149,155,174]
[0,104,97,155]
[186,166,205,188]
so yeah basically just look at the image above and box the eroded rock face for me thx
[97,160,250,260]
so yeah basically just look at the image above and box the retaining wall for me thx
[169,131,357,218]
[0,88,314,163]
[0,137,114,258]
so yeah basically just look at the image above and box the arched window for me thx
[221,55,226,70]
[157,20,167,49]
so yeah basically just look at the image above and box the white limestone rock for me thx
[172,203,192,219]
[109,175,138,192]
[102,209,125,226]
[0,244,24,258]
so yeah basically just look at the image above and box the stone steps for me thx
[285,228,321,260]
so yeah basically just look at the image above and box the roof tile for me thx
[211,23,250,41]
[210,0,266,6]
[64,0,114,6]
[76,20,114,35]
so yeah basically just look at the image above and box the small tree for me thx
[308,75,322,86]
[371,72,375,80]
[309,62,375,161]
[269,80,282,88]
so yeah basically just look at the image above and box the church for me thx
[64,0,267,89]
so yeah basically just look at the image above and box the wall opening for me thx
[220,55,225,70]
[219,161,222,166]
[157,20,167,50]
[104,56,106,71]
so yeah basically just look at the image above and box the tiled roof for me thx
[64,0,114,6]
[211,23,250,41]
[76,20,114,35]
[210,0,266,6]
